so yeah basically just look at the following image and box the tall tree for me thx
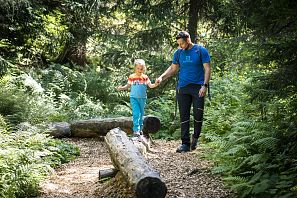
[187,0,200,42]
[56,0,107,66]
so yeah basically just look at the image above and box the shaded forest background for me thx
[0,0,296,197]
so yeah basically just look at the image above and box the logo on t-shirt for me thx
[184,56,193,63]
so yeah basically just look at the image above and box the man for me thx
[156,31,211,152]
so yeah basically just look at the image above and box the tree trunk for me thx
[70,116,160,138]
[105,128,167,198]
[188,0,200,43]
[56,31,88,66]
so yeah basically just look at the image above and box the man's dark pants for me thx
[176,84,205,146]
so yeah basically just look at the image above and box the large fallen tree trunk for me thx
[105,128,167,198]
[70,115,160,138]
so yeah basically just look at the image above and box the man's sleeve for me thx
[172,49,180,64]
[201,47,211,63]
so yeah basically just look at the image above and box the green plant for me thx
[0,123,79,198]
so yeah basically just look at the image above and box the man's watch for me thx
[202,83,208,88]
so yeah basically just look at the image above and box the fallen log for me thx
[105,128,167,198]
[99,167,118,181]
[47,122,71,138]
[71,115,160,138]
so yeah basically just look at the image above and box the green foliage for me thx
[201,62,297,198]
[0,74,58,124]
[0,1,296,197]
[0,122,79,198]
[146,90,179,139]
[200,23,297,196]
[0,65,110,124]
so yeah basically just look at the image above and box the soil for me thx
[38,138,232,198]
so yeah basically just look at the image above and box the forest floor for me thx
[38,137,233,198]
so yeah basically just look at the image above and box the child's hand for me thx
[116,86,122,91]
[148,82,159,88]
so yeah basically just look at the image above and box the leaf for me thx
[252,179,272,194]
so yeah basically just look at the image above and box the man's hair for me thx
[176,31,190,41]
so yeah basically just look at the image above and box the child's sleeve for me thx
[146,76,151,85]
[127,75,133,85]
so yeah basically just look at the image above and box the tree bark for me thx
[99,167,118,181]
[188,0,200,43]
[70,116,160,138]
[56,30,88,67]
[105,128,167,198]
[47,122,71,138]
[56,41,87,66]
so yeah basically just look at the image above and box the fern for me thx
[251,137,279,154]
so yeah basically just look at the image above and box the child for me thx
[117,59,158,137]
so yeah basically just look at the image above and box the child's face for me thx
[135,64,145,75]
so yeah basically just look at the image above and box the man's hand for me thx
[156,76,163,84]
[199,86,207,97]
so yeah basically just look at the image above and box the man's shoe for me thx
[191,136,198,150]
[176,144,190,153]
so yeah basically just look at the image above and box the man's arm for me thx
[203,62,211,85]
[199,62,211,97]
[156,63,179,84]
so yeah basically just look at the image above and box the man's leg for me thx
[130,97,141,133]
[177,92,192,147]
[192,91,205,149]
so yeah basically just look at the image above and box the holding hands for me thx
[155,76,162,85]
[116,85,125,91]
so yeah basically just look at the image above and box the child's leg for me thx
[130,97,141,133]
[138,98,147,132]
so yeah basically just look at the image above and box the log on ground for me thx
[99,167,118,181]
[105,128,167,198]
[71,116,160,138]
[47,122,71,138]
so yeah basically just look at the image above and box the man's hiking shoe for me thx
[191,136,198,151]
[176,144,190,153]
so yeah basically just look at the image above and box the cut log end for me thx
[48,122,71,138]
[98,167,118,180]
[142,116,161,134]
[136,177,167,198]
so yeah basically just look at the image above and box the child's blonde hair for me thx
[134,59,146,71]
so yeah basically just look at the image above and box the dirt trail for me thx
[39,138,231,198]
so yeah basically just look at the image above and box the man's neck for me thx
[185,42,193,50]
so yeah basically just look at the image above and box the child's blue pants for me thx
[130,97,146,133]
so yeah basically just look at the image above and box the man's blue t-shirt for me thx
[172,44,210,88]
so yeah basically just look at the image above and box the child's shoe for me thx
[133,132,141,137]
